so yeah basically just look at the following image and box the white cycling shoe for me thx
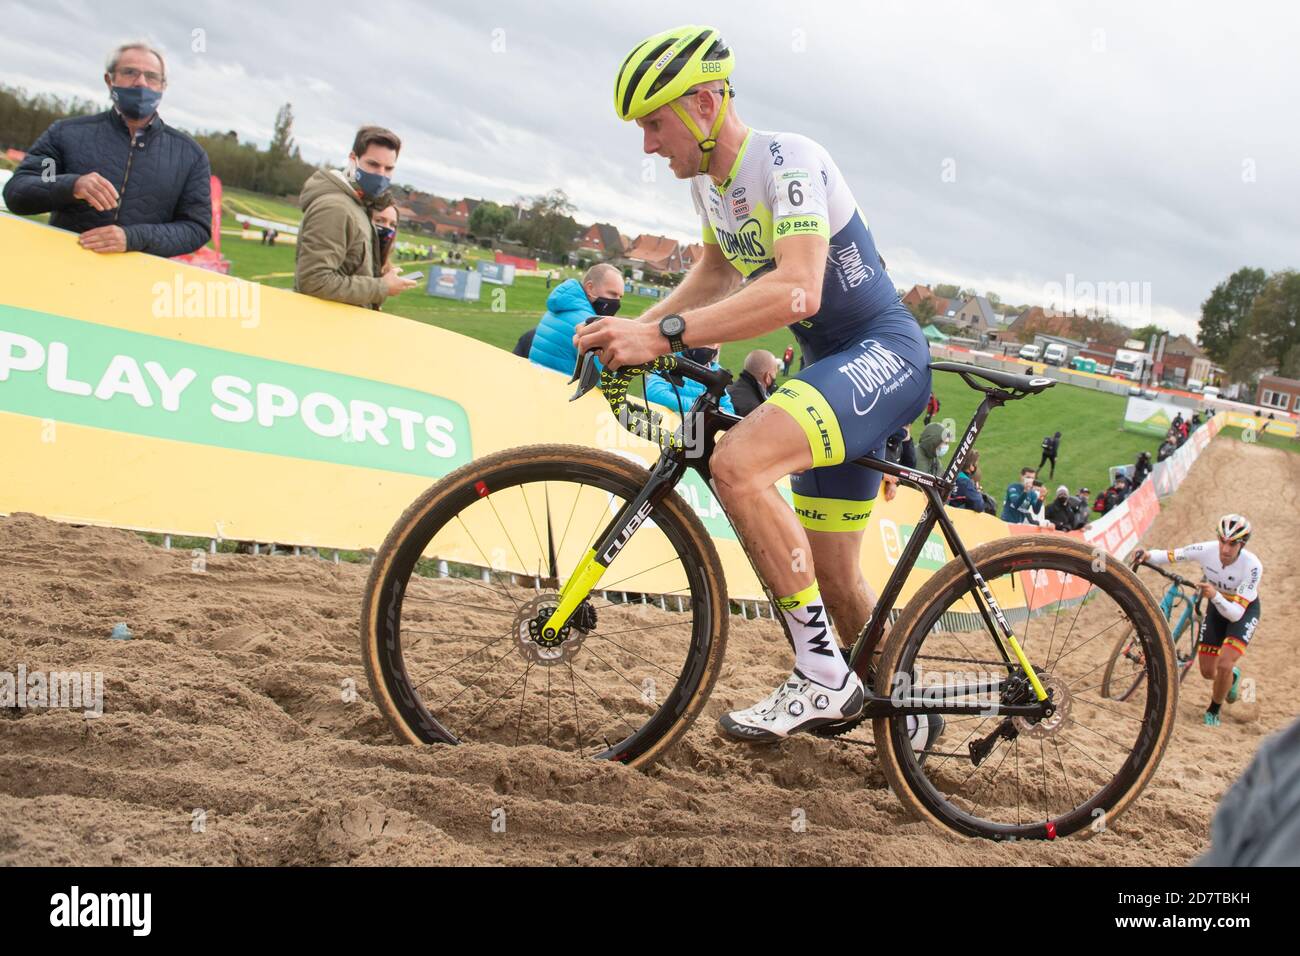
[906,713,946,764]
[719,670,865,743]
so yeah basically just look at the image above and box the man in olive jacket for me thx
[294,125,416,308]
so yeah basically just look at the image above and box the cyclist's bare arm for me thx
[636,242,740,325]
[673,233,829,346]
[575,236,826,367]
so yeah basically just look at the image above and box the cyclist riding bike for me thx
[1133,514,1262,727]
[575,25,938,747]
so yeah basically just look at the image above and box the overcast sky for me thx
[2,0,1297,336]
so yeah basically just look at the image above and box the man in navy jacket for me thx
[2,42,211,257]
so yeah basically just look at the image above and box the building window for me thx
[1260,389,1290,409]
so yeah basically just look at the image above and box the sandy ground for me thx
[1,435,1296,866]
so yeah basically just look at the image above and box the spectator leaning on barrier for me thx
[726,349,778,416]
[884,424,917,469]
[1072,488,1091,529]
[1045,485,1075,531]
[1132,450,1153,488]
[948,448,990,514]
[294,125,416,309]
[1157,430,1178,461]
[529,263,624,373]
[1000,467,1039,523]
[1093,473,1130,516]
[2,42,211,257]
[369,194,399,272]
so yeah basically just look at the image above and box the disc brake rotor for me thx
[512,593,593,666]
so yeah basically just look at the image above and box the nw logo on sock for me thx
[805,604,833,657]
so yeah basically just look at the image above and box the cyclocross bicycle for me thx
[1101,559,1201,701]
[361,352,1178,840]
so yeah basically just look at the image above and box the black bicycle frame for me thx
[572,377,1052,722]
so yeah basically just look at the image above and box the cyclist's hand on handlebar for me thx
[1197,582,1218,602]
[573,317,664,370]
[1131,548,1147,566]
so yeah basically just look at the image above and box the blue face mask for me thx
[111,85,163,120]
[351,163,390,199]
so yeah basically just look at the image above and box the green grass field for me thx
[211,231,1194,502]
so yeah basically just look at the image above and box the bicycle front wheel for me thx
[360,444,729,769]
[874,535,1177,840]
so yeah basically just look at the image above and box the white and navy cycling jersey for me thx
[689,128,912,364]
[1148,542,1263,622]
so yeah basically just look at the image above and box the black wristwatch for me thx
[658,313,686,353]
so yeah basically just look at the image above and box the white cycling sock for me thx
[777,582,851,688]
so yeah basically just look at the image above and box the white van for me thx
[1018,344,1042,361]
[1202,385,1220,401]
[1043,343,1069,366]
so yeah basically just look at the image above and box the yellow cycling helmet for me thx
[614,25,735,173]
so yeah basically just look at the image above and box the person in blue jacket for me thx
[644,343,736,415]
[2,42,212,257]
[528,263,624,374]
[948,449,990,513]
[1000,466,1040,523]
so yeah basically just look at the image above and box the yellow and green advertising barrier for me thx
[1,214,1041,603]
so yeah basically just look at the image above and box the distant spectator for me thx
[1071,488,1091,529]
[295,125,416,308]
[1038,431,1061,479]
[529,262,623,374]
[949,449,990,513]
[1093,474,1131,516]
[884,424,917,469]
[1045,485,1076,531]
[645,343,736,415]
[1027,479,1050,526]
[1000,467,1040,523]
[726,349,778,416]
[1190,411,1203,431]
[2,41,212,257]
[781,345,795,375]
[1157,431,1178,461]
[924,392,940,425]
[917,421,949,475]
[1132,450,1153,488]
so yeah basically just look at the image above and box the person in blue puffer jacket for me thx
[528,263,625,374]
[644,343,736,415]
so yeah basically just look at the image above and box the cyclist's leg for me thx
[710,402,817,597]
[791,453,886,643]
[711,330,929,738]
[1196,609,1224,680]
[1213,645,1243,705]
[1216,599,1259,705]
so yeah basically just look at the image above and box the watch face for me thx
[661,315,684,337]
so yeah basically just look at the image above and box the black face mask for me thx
[591,296,621,317]
[683,346,718,366]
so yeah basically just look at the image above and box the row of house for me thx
[574,222,705,276]
[902,284,1219,389]
[385,195,704,277]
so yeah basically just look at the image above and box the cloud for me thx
[2,0,1296,337]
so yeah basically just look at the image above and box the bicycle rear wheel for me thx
[873,535,1177,840]
[1100,625,1148,702]
[360,444,729,769]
